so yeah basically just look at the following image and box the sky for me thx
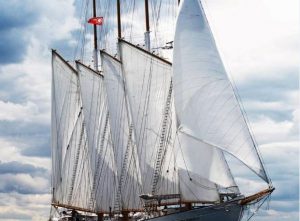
[0,0,298,220]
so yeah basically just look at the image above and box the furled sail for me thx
[101,51,142,210]
[51,51,92,209]
[173,0,268,182]
[119,40,178,197]
[76,62,117,212]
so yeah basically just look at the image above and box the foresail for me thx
[51,51,92,209]
[178,168,220,202]
[119,40,178,197]
[175,132,239,194]
[173,0,268,182]
[76,62,117,212]
[101,51,142,210]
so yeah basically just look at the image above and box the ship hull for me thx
[147,202,243,221]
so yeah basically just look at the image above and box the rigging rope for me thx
[89,111,110,210]
[67,119,85,205]
[114,123,134,212]
[151,81,173,195]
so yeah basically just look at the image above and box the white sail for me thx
[59,113,92,209]
[51,51,94,211]
[172,0,268,182]
[175,132,239,193]
[119,40,176,196]
[152,91,179,202]
[178,168,220,202]
[101,51,142,210]
[76,62,117,212]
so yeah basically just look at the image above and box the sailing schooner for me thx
[50,0,274,220]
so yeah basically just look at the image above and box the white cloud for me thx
[250,209,299,221]
[203,0,299,83]
[0,174,49,194]
[0,138,51,170]
[0,193,50,221]
[0,101,39,121]
[251,117,296,144]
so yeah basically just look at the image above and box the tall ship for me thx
[50,0,274,220]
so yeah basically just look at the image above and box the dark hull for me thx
[147,201,244,221]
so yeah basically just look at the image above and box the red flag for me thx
[88,17,103,25]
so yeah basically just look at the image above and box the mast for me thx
[92,0,98,71]
[144,0,150,50]
[117,0,122,39]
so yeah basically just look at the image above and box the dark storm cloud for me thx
[0,161,48,177]
[0,120,50,157]
[0,1,40,64]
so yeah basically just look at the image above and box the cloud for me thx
[0,101,40,122]
[250,209,299,221]
[0,138,51,170]
[0,161,48,177]
[203,0,299,83]
[250,110,298,144]
[0,1,40,64]
[0,30,28,64]
[0,174,49,194]
[0,120,50,158]
[0,192,50,220]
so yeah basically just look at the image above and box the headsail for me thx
[175,132,239,194]
[172,0,268,182]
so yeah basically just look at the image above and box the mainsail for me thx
[172,0,268,182]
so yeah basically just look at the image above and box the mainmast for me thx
[92,0,98,71]
[144,0,150,50]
